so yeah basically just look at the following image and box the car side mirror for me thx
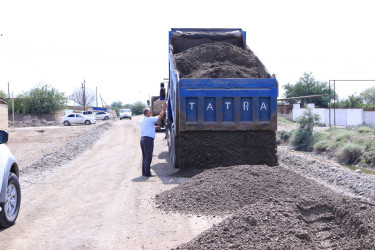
[0,130,9,144]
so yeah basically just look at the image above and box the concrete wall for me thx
[278,113,293,121]
[292,104,364,127]
[364,111,375,127]
[0,103,8,130]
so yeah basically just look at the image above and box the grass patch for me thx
[278,117,294,125]
[343,165,375,175]
[356,126,374,134]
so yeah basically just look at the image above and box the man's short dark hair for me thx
[143,108,150,115]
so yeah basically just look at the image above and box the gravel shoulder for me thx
[0,117,223,249]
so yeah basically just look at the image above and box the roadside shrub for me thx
[335,143,363,164]
[290,109,320,151]
[277,117,294,125]
[313,140,330,152]
[357,126,373,134]
[332,130,355,142]
[276,136,281,145]
[280,130,292,141]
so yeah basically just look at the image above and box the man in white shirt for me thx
[140,102,166,177]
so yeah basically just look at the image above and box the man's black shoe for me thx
[144,174,156,177]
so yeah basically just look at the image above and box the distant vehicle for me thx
[0,130,21,228]
[95,111,112,120]
[119,109,132,120]
[60,114,96,126]
[80,110,95,117]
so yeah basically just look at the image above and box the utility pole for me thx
[82,79,86,111]
[96,86,98,107]
[7,82,10,98]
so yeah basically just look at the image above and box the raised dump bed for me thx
[166,28,278,170]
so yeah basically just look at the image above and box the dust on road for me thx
[0,117,223,249]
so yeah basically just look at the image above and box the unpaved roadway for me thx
[0,117,222,249]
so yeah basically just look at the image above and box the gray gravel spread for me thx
[278,146,375,204]
[20,122,113,188]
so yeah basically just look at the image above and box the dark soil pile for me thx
[176,131,277,176]
[155,165,375,249]
[173,42,261,79]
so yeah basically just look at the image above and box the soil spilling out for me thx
[151,97,163,116]
[155,165,375,249]
[173,42,261,79]
[176,131,277,176]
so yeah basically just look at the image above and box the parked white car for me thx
[95,111,112,120]
[60,114,96,126]
[0,130,21,228]
[80,110,96,117]
[120,109,132,120]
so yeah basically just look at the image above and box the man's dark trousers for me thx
[140,136,154,176]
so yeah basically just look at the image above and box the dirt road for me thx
[0,117,222,249]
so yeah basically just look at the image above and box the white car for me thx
[80,110,96,117]
[119,109,132,120]
[95,111,112,120]
[60,114,96,126]
[0,130,21,228]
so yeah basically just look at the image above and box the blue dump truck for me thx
[166,28,278,170]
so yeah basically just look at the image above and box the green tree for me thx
[291,109,320,151]
[10,84,67,114]
[336,94,364,108]
[284,72,335,108]
[360,86,375,107]
[0,90,6,99]
[26,84,67,113]
[110,101,124,116]
[131,101,147,115]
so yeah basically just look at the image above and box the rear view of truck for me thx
[167,28,278,170]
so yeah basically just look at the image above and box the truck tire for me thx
[170,128,179,168]
[0,173,21,228]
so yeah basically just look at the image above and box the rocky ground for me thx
[156,149,375,249]
[7,118,375,249]
[13,122,113,188]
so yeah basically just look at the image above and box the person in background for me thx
[140,102,167,177]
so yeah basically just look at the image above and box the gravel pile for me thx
[278,146,375,203]
[151,98,164,116]
[9,115,58,127]
[173,42,261,79]
[156,164,375,249]
[20,122,113,188]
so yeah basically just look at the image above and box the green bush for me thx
[357,126,374,134]
[335,143,363,164]
[334,130,356,142]
[290,109,320,151]
[313,140,331,152]
[131,101,147,115]
[278,117,294,125]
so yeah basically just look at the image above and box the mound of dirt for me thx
[155,165,375,249]
[173,42,261,79]
[151,98,164,116]
[176,131,277,175]
[9,115,58,127]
